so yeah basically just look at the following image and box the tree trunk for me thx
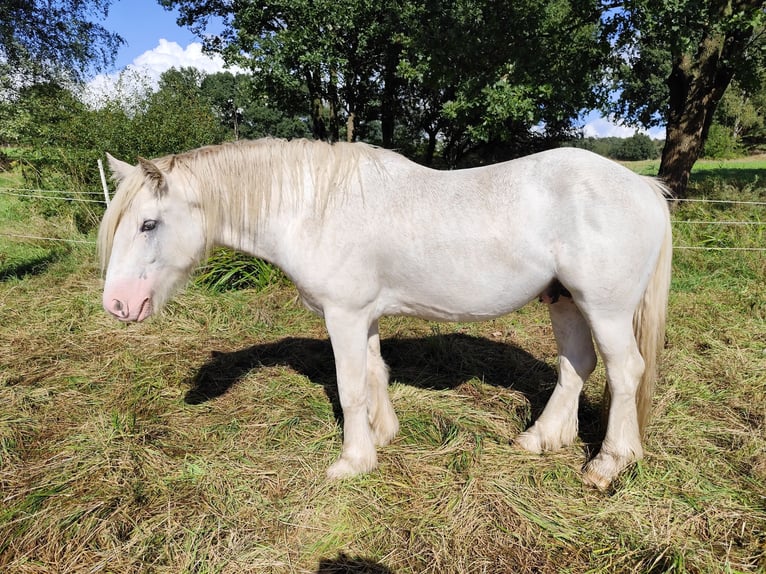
[327,68,340,142]
[346,112,355,142]
[658,60,713,198]
[658,2,755,197]
[658,51,730,197]
[424,129,438,165]
[306,68,328,141]
[381,46,399,148]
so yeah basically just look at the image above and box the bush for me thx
[565,135,662,161]
[702,124,742,159]
[613,133,658,161]
[195,248,284,292]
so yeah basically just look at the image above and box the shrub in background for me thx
[702,124,743,159]
[613,132,658,161]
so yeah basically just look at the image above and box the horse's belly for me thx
[376,272,548,321]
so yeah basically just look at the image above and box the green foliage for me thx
[564,135,662,161]
[702,124,743,159]
[714,78,766,153]
[164,0,610,165]
[201,72,311,140]
[195,249,285,293]
[0,0,123,85]
[603,0,766,130]
[130,68,228,159]
[613,132,660,161]
[0,68,231,233]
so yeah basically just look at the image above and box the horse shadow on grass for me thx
[184,332,605,447]
[315,553,394,574]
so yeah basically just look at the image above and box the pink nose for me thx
[107,298,130,319]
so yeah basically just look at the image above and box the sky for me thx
[85,0,228,96]
[94,0,664,139]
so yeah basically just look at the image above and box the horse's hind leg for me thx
[367,320,399,447]
[581,313,645,490]
[516,297,596,452]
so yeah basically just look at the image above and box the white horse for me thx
[99,139,672,490]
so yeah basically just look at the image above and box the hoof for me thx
[514,423,574,453]
[514,430,544,454]
[582,466,613,491]
[583,450,638,491]
[326,454,376,480]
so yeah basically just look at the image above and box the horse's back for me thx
[345,148,662,317]
[290,145,669,321]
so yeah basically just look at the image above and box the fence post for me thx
[98,159,110,206]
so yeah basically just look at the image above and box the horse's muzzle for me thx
[105,296,152,322]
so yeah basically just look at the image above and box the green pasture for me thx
[0,156,764,573]
[0,168,71,279]
[626,155,766,185]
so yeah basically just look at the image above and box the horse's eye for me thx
[141,220,157,232]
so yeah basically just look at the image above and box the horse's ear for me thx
[106,153,134,183]
[138,157,168,197]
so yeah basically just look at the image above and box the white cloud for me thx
[581,111,665,139]
[132,39,230,82]
[83,39,238,106]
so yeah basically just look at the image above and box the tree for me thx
[603,0,765,196]
[133,67,227,158]
[162,0,610,165]
[398,0,609,165]
[0,0,123,85]
[163,0,391,143]
[614,132,659,161]
[200,71,311,140]
[713,75,766,152]
[4,67,231,232]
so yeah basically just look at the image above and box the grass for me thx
[0,167,73,279]
[624,154,766,186]
[0,159,764,573]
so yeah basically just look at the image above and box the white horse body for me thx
[100,140,672,490]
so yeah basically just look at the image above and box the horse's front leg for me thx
[324,306,378,479]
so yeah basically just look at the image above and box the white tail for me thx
[633,179,673,436]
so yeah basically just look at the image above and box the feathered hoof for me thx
[514,423,575,453]
[514,430,544,454]
[582,466,614,491]
[582,450,638,491]
[326,453,377,480]
[372,424,399,447]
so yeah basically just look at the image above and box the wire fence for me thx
[0,186,764,251]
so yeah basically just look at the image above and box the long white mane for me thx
[98,138,382,269]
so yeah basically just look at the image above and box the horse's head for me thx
[98,154,206,322]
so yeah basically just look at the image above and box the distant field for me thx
[0,156,764,573]
[624,154,766,181]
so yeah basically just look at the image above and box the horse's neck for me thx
[201,149,314,264]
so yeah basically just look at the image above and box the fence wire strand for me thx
[1,188,764,251]
[0,189,106,203]
[0,232,95,244]
[674,198,766,207]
